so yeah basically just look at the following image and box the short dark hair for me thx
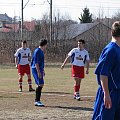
[39,39,47,46]
[78,39,85,44]
[22,40,27,44]
[111,21,120,37]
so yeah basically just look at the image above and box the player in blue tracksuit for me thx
[31,39,47,107]
[92,21,120,120]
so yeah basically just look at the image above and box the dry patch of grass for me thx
[0,67,98,120]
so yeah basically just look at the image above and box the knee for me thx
[39,84,44,87]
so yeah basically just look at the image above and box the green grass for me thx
[0,67,98,96]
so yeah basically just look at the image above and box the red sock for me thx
[74,85,80,94]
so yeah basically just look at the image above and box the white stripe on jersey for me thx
[68,48,90,67]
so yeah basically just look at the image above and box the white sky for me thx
[0,0,120,22]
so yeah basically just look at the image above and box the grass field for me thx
[0,66,98,120]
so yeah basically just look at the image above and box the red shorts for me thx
[71,65,84,78]
[18,64,30,76]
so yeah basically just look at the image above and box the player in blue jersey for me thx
[92,21,120,120]
[31,39,47,107]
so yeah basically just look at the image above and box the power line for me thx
[0,1,119,19]
[53,5,120,10]
[23,0,31,9]
[0,3,46,6]
[0,3,120,12]
[1,0,120,6]
[70,0,120,4]
[0,2,119,12]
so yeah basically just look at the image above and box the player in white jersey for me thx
[14,40,35,92]
[61,39,90,100]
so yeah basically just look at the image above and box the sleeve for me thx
[95,48,116,77]
[14,49,19,57]
[34,50,40,64]
[86,51,90,61]
[28,48,31,57]
[68,49,75,57]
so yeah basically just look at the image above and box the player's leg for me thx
[74,78,81,100]
[25,64,35,92]
[18,64,24,92]
[27,74,35,92]
[35,85,44,106]
[18,75,23,92]
[32,68,44,107]
[72,65,84,100]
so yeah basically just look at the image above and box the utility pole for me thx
[54,17,57,45]
[21,0,31,41]
[21,0,24,41]
[50,0,52,44]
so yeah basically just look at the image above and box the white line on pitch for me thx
[0,91,95,98]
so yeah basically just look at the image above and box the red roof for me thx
[1,28,11,32]
[1,21,36,32]
[23,21,36,31]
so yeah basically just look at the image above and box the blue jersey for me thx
[95,42,120,90]
[31,48,44,71]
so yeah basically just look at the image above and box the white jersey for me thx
[68,48,90,67]
[14,47,31,65]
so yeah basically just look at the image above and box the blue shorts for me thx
[92,86,120,120]
[32,68,44,85]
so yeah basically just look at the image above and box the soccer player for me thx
[31,39,47,107]
[92,21,120,120]
[61,39,90,100]
[14,40,35,92]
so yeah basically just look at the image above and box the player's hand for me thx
[16,64,18,69]
[104,94,112,109]
[38,72,42,79]
[43,71,45,76]
[61,65,64,70]
[86,70,89,74]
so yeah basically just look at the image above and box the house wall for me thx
[65,23,111,62]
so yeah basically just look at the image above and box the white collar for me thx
[111,38,116,42]
[111,38,120,47]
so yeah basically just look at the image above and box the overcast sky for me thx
[0,0,120,21]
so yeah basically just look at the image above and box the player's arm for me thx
[61,49,74,70]
[35,63,42,79]
[28,55,31,62]
[86,60,90,74]
[85,52,90,74]
[28,56,31,65]
[34,51,42,79]
[43,69,45,76]
[61,56,70,70]
[28,49,31,63]
[15,57,18,69]
[14,49,19,68]
[95,49,115,109]
[100,75,112,109]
